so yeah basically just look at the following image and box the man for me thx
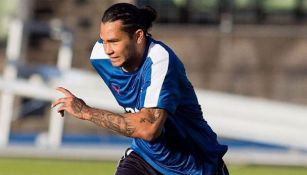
[52,3,228,175]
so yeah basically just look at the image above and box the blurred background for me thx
[0,0,307,174]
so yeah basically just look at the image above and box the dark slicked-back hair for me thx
[101,3,157,37]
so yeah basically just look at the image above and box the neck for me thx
[122,39,147,72]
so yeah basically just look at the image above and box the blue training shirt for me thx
[90,37,228,175]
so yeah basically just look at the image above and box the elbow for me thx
[141,129,162,142]
[143,133,156,142]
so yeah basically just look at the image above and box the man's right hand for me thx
[51,87,89,120]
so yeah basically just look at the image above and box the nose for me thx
[104,43,114,56]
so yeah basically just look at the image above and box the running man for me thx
[52,3,228,175]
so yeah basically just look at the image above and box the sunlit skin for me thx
[100,20,146,72]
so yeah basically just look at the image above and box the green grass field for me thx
[0,158,307,175]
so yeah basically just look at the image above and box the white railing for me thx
[198,90,307,150]
[1,73,307,150]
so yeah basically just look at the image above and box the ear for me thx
[135,29,145,44]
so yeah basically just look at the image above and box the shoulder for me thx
[146,38,182,74]
[147,41,169,64]
[90,39,114,80]
[90,38,109,60]
[147,38,179,64]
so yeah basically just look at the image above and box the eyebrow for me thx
[106,38,120,42]
[100,36,120,43]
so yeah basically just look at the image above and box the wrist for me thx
[81,104,92,120]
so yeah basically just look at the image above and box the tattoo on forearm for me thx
[89,109,135,137]
[72,98,84,113]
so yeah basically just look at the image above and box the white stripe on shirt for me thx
[144,42,169,107]
[90,41,109,60]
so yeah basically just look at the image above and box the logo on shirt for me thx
[125,107,139,113]
[111,83,121,95]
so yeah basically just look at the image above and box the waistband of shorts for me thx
[124,148,133,157]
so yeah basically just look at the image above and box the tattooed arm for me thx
[51,87,167,141]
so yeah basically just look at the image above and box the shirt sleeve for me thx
[139,48,180,114]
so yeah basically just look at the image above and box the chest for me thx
[108,70,145,109]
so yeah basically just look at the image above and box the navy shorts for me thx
[115,148,229,175]
[218,160,229,175]
[115,148,161,175]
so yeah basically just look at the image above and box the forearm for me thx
[82,106,166,141]
[82,107,136,137]
[52,87,164,140]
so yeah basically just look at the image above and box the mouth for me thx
[110,56,119,60]
[110,57,121,65]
